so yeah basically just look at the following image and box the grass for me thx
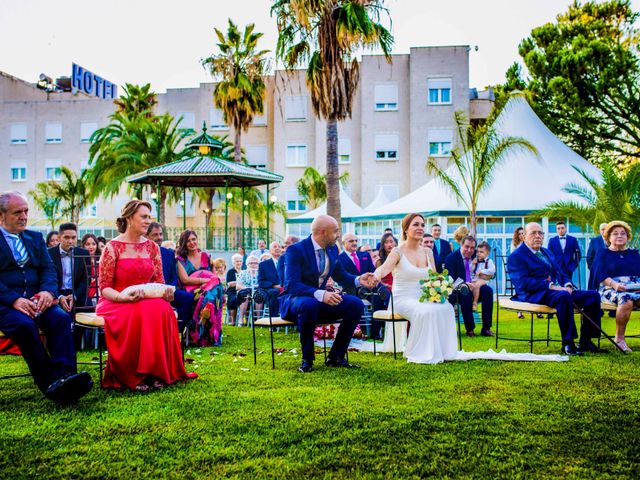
[1,311,640,479]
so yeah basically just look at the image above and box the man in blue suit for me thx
[338,232,388,339]
[279,215,376,372]
[146,223,194,329]
[431,224,451,273]
[547,221,582,283]
[444,236,494,337]
[507,222,602,355]
[277,235,300,285]
[586,222,608,290]
[0,191,92,404]
[258,241,283,317]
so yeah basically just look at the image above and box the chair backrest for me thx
[494,253,515,297]
[71,252,100,314]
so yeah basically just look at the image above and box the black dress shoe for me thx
[45,372,93,405]
[325,358,361,369]
[481,329,495,337]
[466,330,476,338]
[298,360,313,373]
[577,340,606,354]
[560,343,583,356]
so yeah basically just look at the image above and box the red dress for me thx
[96,239,189,390]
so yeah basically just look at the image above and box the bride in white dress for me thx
[371,213,567,364]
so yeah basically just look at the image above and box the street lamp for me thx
[203,207,211,249]
[224,190,232,251]
[150,191,159,221]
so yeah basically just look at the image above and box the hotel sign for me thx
[71,63,117,100]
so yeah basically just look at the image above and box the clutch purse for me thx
[120,283,175,298]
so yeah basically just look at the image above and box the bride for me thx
[372,213,566,364]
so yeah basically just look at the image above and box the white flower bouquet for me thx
[419,269,455,304]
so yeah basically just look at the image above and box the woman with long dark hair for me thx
[80,233,101,303]
[376,232,398,288]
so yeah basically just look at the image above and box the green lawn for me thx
[1,311,639,479]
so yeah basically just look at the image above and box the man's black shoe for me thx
[560,343,583,356]
[298,360,313,373]
[480,329,495,337]
[325,358,361,369]
[45,371,93,405]
[577,340,606,354]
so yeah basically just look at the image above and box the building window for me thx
[45,160,62,180]
[374,84,398,111]
[246,145,268,169]
[176,111,196,132]
[11,162,27,182]
[374,134,398,161]
[286,144,308,167]
[210,108,228,130]
[10,123,27,144]
[80,122,98,143]
[375,184,400,202]
[338,138,351,164]
[285,96,308,121]
[45,122,63,143]
[428,129,453,157]
[252,107,267,126]
[286,188,306,212]
[428,78,452,105]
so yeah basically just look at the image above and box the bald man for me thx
[507,222,602,355]
[337,233,388,339]
[279,215,376,372]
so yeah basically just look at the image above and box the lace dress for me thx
[96,239,190,390]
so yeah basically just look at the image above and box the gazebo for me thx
[127,124,283,249]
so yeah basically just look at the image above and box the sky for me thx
[1,0,639,93]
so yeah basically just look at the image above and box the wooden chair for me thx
[372,293,408,359]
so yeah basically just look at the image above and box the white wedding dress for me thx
[372,250,568,364]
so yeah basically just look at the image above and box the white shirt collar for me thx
[311,236,323,252]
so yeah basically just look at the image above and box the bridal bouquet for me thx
[419,269,455,304]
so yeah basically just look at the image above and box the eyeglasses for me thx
[529,231,545,237]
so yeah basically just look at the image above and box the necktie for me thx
[435,239,440,255]
[351,252,361,273]
[464,258,472,282]
[318,248,327,286]
[535,250,551,267]
[8,233,29,266]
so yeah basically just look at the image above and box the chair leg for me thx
[392,321,397,360]
[529,314,534,354]
[269,326,275,369]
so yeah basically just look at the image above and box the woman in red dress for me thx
[96,200,196,391]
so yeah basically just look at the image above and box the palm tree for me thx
[49,166,92,224]
[29,182,61,231]
[427,111,538,237]
[272,0,393,229]
[296,166,349,209]
[202,20,269,163]
[114,83,158,119]
[535,161,640,244]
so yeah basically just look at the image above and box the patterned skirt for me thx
[599,276,640,305]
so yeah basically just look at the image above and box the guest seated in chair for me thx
[146,223,194,333]
[376,232,398,289]
[97,200,196,391]
[338,233,389,340]
[257,241,283,317]
[591,221,640,352]
[445,236,494,337]
[225,254,244,326]
[279,215,377,373]
[236,255,262,325]
[0,191,92,404]
[507,222,602,356]
[471,241,496,311]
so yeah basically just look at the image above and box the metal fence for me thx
[163,226,283,251]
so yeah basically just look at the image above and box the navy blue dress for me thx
[592,248,640,304]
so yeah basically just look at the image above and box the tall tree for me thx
[535,161,640,244]
[29,182,61,231]
[296,166,349,209]
[427,111,538,237]
[272,0,393,228]
[515,0,640,164]
[202,20,269,163]
[49,166,92,224]
[114,83,158,118]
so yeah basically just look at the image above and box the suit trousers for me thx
[0,305,76,392]
[540,289,601,343]
[451,284,493,333]
[287,294,364,362]
[263,287,281,317]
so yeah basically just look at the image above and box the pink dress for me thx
[96,239,190,390]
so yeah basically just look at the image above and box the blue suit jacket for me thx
[337,251,375,294]
[160,246,179,288]
[258,259,280,289]
[507,244,570,304]
[547,235,581,276]
[279,236,358,320]
[586,236,605,269]
[444,249,474,283]
[0,229,58,307]
[48,245,90,306]
[433,238,452,272]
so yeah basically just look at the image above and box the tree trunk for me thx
[326,119,342,232]
[159,188,167,226]
[234,128,242,163]
[470,210,477,239]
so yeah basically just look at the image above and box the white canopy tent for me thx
[364,188,393,212]
[350,92,600,221]
[288,186,365,224]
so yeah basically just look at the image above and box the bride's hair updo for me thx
[116,200,152,233]
[401,212,425,241]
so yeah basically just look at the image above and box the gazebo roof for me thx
[185,122,224,150]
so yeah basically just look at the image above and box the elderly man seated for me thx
[507,222,603,356]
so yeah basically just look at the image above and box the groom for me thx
[279,215,377,372]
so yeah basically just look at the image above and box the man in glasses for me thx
[507,222,602,355]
